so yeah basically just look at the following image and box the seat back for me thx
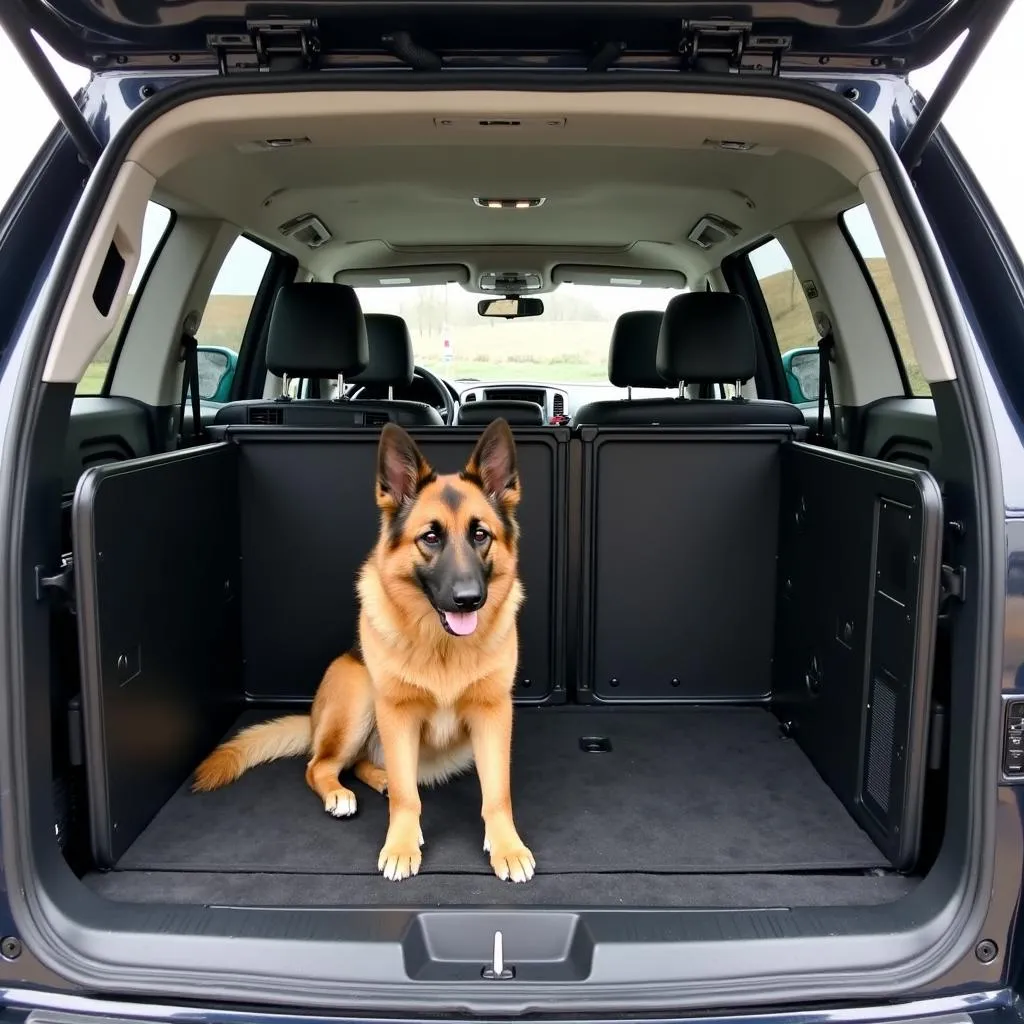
[575,293,804,427]
[228,425,569,703]
[573,311,667,425]
[346,313,444,424]
[215,286,441,427]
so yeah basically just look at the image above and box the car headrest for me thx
[457,400,545,427]
[352,314,415,386]
[656,292,757,385]
[608,310,667,389]
[265,283,368,379]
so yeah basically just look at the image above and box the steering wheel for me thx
[415,363,456,425]
[346,365,456,425]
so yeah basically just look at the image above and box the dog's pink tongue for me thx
[443,610,478,636]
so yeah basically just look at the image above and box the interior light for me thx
[473,197,547,209]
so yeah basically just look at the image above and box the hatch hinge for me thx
[209,19,320,75]
[679,20,790,76]
[679,19,790,75]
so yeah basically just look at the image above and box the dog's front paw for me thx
[485,835,536,883]
[323,787,357,818]
[378,823,423,881]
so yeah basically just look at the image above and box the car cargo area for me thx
[87,704,912,907]
[69,423,940,910]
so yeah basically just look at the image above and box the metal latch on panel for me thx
[35,555,75,613]
[939,563,966,609]
[679,20,790,76]
[481,931,515,980]
[209,19,320,75]
[1004,699,1024,778]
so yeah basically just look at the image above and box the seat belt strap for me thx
[177,315,205,449]
[815,331,837,448]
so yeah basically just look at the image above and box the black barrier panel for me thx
[772,443,942,871]
[233,427,569,703]
[73,444,242,867]
[578,427,786,702]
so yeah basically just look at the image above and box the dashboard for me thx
[457,383,569,422]
[353,375,635,424]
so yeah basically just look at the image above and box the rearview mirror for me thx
[193,346,238,402]
[781,347,819,404]
[477,297,544,319]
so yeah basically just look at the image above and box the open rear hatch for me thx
[0,0,1010,1014]
[21,0,991,74]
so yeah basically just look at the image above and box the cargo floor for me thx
[102,706,891,905]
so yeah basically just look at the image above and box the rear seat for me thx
[214,286,804,707]
[572,292,806,704]
[216,284,441,427]
[575,292,804,426]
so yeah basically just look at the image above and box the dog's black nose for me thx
[451,581,484,611]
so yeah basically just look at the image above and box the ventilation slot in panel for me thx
[864,674,897,814]
[553,393,565,417]
[249,407,284,425]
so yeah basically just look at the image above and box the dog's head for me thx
[374,418,520,638]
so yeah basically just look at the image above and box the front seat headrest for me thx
[656,292,757,385]
[266,283,368,379]
[351,314,415,386]
[608,310,667,389]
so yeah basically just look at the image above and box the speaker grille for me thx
[866,675,896,813]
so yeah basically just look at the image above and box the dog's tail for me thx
[192,714,312,792]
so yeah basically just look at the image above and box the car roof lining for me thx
[135,90,877,286]
[44,88,955,387]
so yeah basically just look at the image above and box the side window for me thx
[193,235,272,403]
[197,235,272,353]
[842,204,929,396]
[748,237,820,405]
[77,201,172,395]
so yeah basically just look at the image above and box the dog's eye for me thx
[421,531,441,547]
[472,527,490,545]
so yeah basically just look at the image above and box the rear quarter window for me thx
[841,204,928,396]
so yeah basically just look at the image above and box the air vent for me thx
[686,214,741,250]
[363,412,390,427]
[463,392,478,403]
[552,393,564,416]
[249,407,284,425]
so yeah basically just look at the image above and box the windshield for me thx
[356,283,684,384]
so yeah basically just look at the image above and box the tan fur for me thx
[192,420,535,883]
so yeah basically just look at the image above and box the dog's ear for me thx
[464,418,519,507]
[377,423,434,509]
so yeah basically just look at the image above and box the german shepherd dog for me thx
[193,419,535,882]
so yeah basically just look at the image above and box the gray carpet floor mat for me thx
[118,706,888,876]
[88,870,912,908]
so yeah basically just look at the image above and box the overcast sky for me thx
[0,6,1020,298]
